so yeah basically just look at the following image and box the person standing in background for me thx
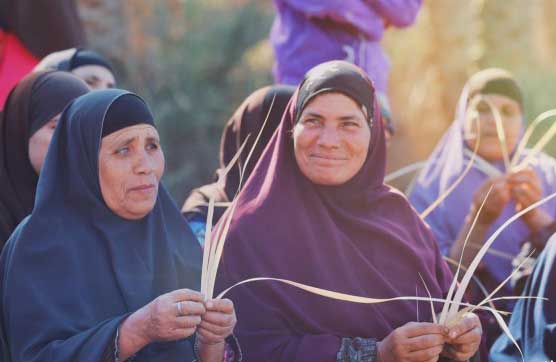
[270,0,421,139]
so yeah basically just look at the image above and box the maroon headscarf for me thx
[182,85,294,224]
[0,0,86,58]
[0,71,90,246]
[214,61,453,361]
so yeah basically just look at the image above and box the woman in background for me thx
[0,71,90,245]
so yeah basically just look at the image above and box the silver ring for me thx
[176,301,183,316]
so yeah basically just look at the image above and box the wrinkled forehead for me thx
[100,124,159,147]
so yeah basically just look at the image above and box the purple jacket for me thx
[271,0,422,93]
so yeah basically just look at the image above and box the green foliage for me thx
[131,0,274,205]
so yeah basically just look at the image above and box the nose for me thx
[317,125,340,150]
[134,150,155,175]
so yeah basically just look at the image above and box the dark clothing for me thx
[0,90,203,361]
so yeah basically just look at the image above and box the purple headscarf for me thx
[215,61,452,361]
[409,68,556,301]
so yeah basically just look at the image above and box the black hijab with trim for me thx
[0,90,202,361]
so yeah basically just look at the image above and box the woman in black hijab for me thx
[182,85,294,244]
[0,70,90,245]
[0,90,239,361]
[35,48,116,90]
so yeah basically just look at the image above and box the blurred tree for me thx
[77,0,556,197]
[78,0,274,204]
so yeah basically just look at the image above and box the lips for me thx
[129,184,156,193]
[308,154,348,167]
[309,154,348,161]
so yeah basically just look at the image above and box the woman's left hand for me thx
[508,168,553,232]
[508,168,542,209]
[441,313,482,361]
[197,298,237,346]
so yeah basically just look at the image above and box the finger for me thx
[512,179,543,198]
[451,326,482,346]
[510,186,530,207]
[168,289,204,303]
[444,345,474,362]
[406,344,444,360]
[402,322,447,338]
[199,320,233,336]
[178,301,206,316]
[406,333,445,352]
[449,341,477,356]
[173,327,197,340]
[202,311,236,327]
[513,183,540,202]
[493,182,510,200]
[176,315,202,329]
[197,326,228,344]
[447,313,480,340]
[205,299,234,313]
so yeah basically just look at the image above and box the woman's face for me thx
[28,114,60,174]
[72,65,116,90]
[98,125,164,220]
[464,94,522,161]
[293,92,371,185]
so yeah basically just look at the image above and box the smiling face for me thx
[464,94,522,161]
[293,92,371,186]
[98,124,164,220]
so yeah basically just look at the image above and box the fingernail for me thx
[450,331,456,338]
[206,301,214,309]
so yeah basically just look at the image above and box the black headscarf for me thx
[467,68,523,108]
[0,70,90,246]
[36,48,114,74]
[182,85,294,224]
[0,0,86,58]
[0,90,202,361]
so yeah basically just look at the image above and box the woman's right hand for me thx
[124,288,206,345]
[141,288,206,342]
[471,176,510,226]
[377,322,446,362]
[118,289,206,359]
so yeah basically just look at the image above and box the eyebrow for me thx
[302,111,363,121]
[302,111,324,119]
[113,133,160,146]
[115,136,137,148]
[338,115,363,121]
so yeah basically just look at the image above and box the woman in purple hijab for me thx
[409,68,556,346]
[214,61,482,361]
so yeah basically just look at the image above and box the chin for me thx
[129,203,156,219]
[310,173,349,186]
